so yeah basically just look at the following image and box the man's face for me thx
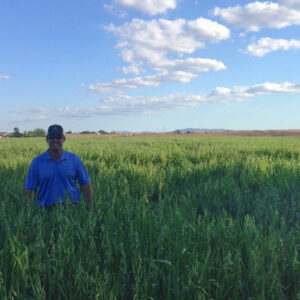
[46,133,65,153]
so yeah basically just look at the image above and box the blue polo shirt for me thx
[25,150,90,206]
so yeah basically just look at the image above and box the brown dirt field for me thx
[66,130,300,138]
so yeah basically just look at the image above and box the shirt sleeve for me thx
[25,159,39,190]
[75,156,90,185]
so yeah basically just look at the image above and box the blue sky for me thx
[1,0,300,132]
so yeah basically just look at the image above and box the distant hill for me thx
[173,128,228,133]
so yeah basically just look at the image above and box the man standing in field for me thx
[25,124,93,212]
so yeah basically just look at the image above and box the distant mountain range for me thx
[121,128,229,133]
[172,128,228,133]
[72,129,228,134]
[137,128,228,134]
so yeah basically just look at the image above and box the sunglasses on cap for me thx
[48,133,63,140]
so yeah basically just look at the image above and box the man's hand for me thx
[81,182,93,213]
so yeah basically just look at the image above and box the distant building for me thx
[0,132,13,138]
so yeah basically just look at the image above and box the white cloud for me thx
[89,58,226,91]
[95,17,229,90]
[11,82,300,119]
[280,0,300,10]
[105,18,229,74]
[203,86,253,103]
[123,64,141,75]
[158,58,226,73]
[107,18,229,54]
[187,18,230,41]
[89,70,200,91]
[214,1,300,31]
[106,19,203,57]
[247,82,300,94]
[0,75,10,80]
[70,81,300,114]
[113,0,177,15]
[246,37,300,56]
[90,75,160,91]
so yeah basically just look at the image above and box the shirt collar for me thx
[46,149,67,162]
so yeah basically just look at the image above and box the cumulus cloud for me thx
[9,93,224,120]
[247,82,300,94]
[11,82,300,120]
[186,18,231,41]
[280,0,300,10]
[0,75,10,80]
[105,18,229,71]
[160,57,226,72]
[106,18,229,58]
[67,81,300,115]
[246,37,300,56]
[214,1,300,31]
[89,59,226,91]
[90,75,162,91]
[113,0,177,15]
[89,71,197,91]
[94,17,229,90]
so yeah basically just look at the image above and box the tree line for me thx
[12,127,46,137]
[11,127,113,137]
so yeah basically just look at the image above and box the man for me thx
[25,124,93,212]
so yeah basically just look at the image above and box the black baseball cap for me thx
[47,124,64,138]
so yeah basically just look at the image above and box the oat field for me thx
[0,136,299,299]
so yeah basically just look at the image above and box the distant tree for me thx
[65,130,72,134]
[98,130,108,134]
[174,129,182,134]
[80,131,95,134]
[31,128,46,137]
[110,131,116,134]
[26,131,33,137]
[13,127,23,137]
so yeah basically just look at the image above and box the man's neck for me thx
[49,149,63,161]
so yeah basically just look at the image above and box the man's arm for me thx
[25,159,38,202]
[25,189,34,199]
[81,182,93,212]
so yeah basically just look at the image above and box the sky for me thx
[0,0,300,132]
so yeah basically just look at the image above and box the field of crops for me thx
[0,136,299,299]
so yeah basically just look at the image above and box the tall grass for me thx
[0,136,299,299]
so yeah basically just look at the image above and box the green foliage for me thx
[29,128,46,137]
[13,127,23,137]
[98,130,108,134]
[0,136,299,299]
[13,128,46,138]
[80,131,96,134]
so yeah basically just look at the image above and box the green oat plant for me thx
[0,136,299,299]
